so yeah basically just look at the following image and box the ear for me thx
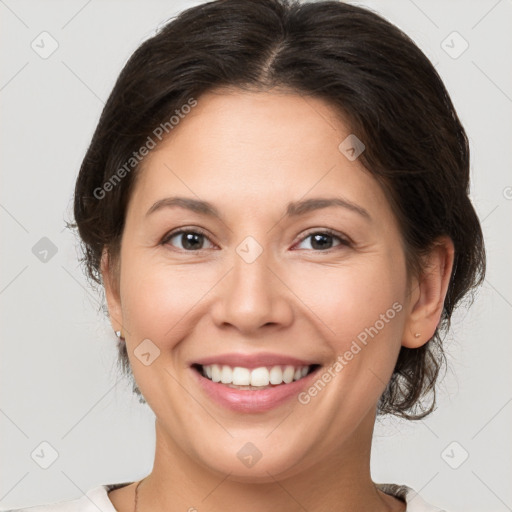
[402,236,455,348]
[100,246,124,335]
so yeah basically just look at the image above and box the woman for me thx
[10,0,485,510]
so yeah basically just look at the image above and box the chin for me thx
[196,445,312,483]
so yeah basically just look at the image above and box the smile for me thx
[193,363,319,389]
[190,363,322,412]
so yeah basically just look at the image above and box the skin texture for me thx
[103,88,454,512]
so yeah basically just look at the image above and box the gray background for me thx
[1,0,511,510]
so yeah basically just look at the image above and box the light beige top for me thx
[4,481,448,511]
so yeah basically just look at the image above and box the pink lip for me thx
[190,365,322,413]
[190,352,319,370]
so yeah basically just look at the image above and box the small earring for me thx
[115,330,124,339]
[414,332,421,338]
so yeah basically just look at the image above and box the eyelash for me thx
[160,227,352,252]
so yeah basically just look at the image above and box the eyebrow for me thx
[145,196,371,221]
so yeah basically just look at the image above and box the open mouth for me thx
[191,363,321,390]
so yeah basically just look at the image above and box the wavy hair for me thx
[68,0,486,419]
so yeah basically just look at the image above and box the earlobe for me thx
[402,236,455,348]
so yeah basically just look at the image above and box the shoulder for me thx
[376,482,449,511]
[1,482,132,512]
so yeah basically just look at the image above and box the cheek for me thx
[294,256,405,339]
[118,250,221,343]
[291,254,406,394]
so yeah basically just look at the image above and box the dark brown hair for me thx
[68,0,485,419]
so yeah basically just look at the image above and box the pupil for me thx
[182,232,202,250]
[311,233,332,250]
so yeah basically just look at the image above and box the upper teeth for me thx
[202,364,310,386]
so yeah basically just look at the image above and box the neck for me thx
[135,408,401,512]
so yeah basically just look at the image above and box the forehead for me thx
[127,88,393,225]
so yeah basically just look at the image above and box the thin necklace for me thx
[134,477,146,512]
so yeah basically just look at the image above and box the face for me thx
[103,88,416,481]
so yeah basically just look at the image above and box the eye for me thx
[161,228,216,251]
[161,227,350,252]
[293,229,351,251]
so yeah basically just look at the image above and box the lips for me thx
[190,352,320,370]
[191,362,323,412]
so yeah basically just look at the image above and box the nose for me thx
[210,244,294,335]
